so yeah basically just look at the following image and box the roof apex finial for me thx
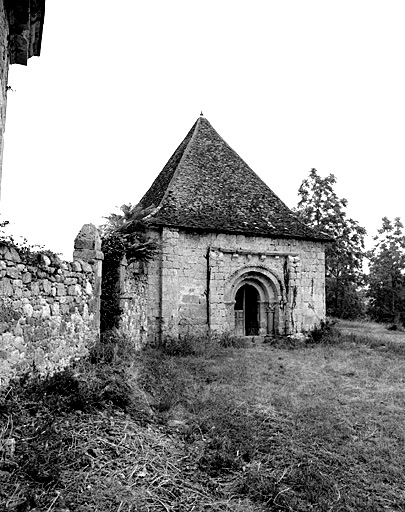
[200,111,203,117]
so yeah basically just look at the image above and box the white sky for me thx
[1,0,404,259]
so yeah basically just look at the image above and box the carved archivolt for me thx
[224,265,283,304]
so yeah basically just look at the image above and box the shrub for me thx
[307,319,340,345]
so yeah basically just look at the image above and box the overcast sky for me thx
[1,1,404,259]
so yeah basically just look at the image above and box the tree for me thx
[99,203,157,263]
[367,217,405,325]
[295,168,367,318]
[99,203,158,332]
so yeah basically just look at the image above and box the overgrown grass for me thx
[2,324,405,510]
[336,318,405,355]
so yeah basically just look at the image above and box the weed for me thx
[91,329,139,364]
[156,333,201,356]
[153,331,248,358]
[307,318,341,344]
[216,331,248,348]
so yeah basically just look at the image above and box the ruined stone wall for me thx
[0,0,9,197]
[118,259,148,349]
[117,229,161,346]
[142,227,325,339]
[0,225,103,388]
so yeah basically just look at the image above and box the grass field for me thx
[1,323,405,511]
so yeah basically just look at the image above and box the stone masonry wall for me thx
[0,0,9,198]
[118,229,161,346]
[118,259,148,349]
[0,224,103,388]
[141,227,325,339]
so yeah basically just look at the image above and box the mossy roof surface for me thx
[139,117,328,241]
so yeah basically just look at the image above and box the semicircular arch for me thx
[225,265,283,304]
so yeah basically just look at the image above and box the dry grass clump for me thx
[0,342,263,512]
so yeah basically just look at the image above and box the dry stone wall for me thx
[0,224,103,388]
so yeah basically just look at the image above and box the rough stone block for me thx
[22,303,33,317]
[74,224,102,251]
[39,254,51,267]
[0,278,13,296]
[22,272,32,284]
[68,284,82,296]
[42,280,52,294]
[60,304,69,314]
[56,284,66,296]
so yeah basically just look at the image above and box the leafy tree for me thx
[99,203,157,263]
[99,203,158,332]
[295,168,367,318]
[367,217,405,325]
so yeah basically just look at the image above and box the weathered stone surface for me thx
[39,254,51,266]
[73,249,104,262]
[22,272,32,284]
[56,283,66,296]
[0,237,103,389]
[74,224,102,252]
[4,247,21,263]
[31,282,40,295]
[119,227,325,342]
[71,261,82,272]
[0,277,13,296]
[68,284,81,296]
[42,279,52,294]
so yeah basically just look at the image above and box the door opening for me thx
[234,284,259,335]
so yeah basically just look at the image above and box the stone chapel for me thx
[117,116,329,343]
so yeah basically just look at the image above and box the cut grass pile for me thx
[1,324,405,511]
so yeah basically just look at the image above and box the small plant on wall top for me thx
[0,216,59,264]
[99,203,158,332]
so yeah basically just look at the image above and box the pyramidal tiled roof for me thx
[139,117,328,241]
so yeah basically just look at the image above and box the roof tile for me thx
[139,117,328,241]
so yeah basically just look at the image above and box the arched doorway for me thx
[234,284,260,335]
[226,267,283,337]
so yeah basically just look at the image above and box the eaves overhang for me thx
[6,0,45,65]
[145,219,332,243]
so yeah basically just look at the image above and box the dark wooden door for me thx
[234,285,259,335]
[234,310,244,336]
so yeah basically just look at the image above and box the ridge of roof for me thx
[139,117,329,242]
